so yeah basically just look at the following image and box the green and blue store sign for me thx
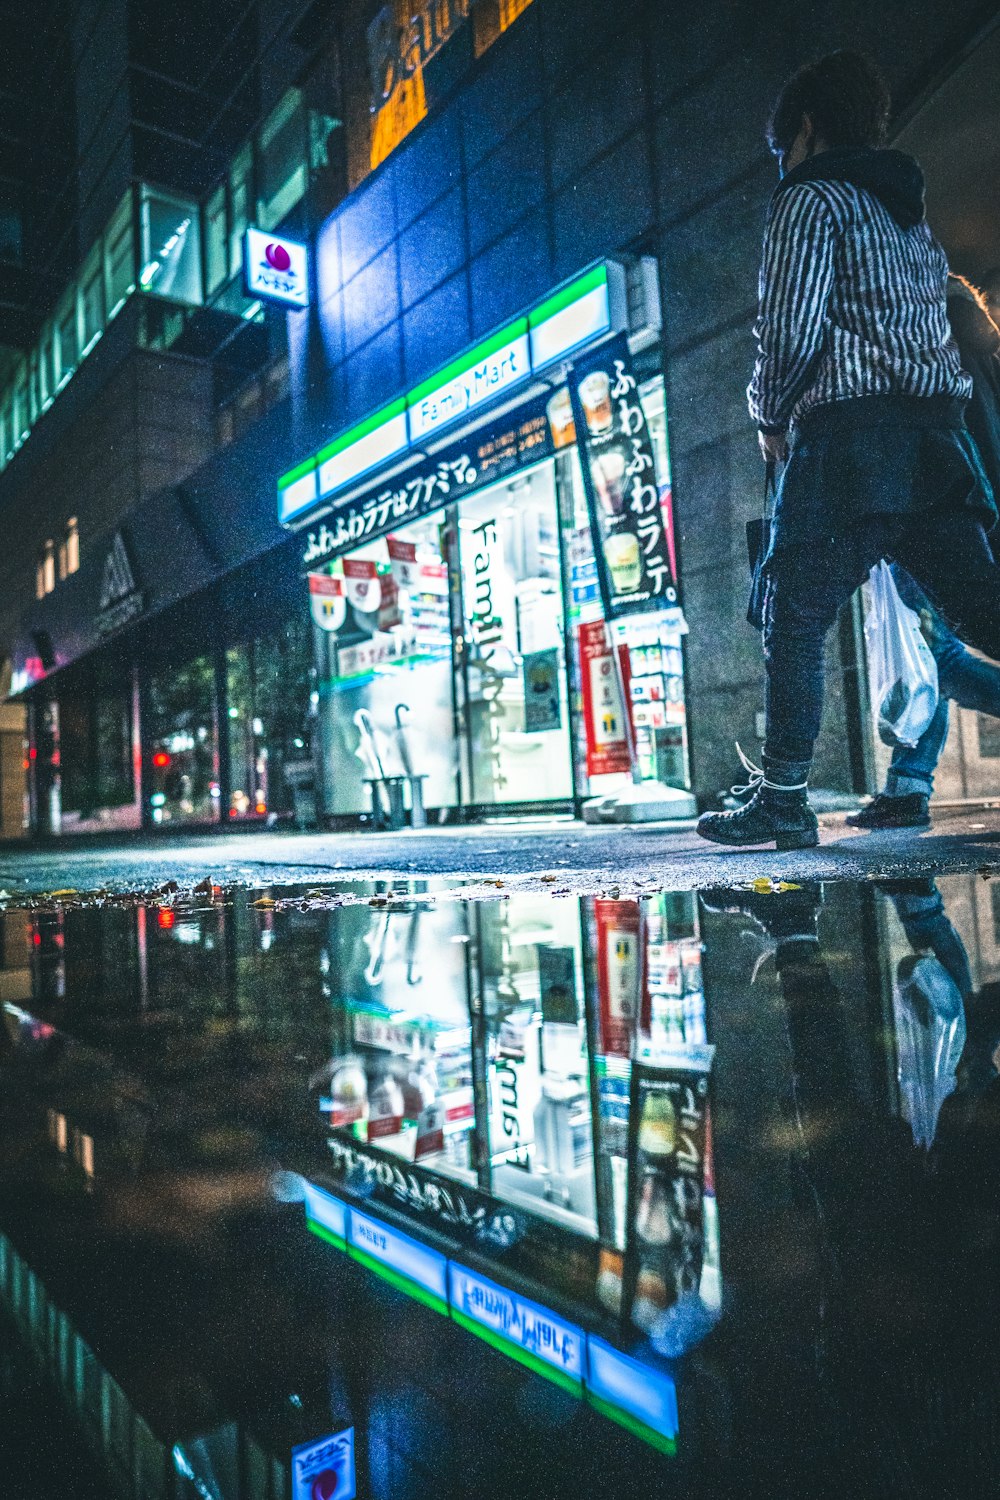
[278,262,624,527]
[302,1179,678,1455]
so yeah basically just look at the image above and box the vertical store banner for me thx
[569,334,679,617]
[595,900,643,1057]
[578,620,633,776]
[625,1059,711,1334]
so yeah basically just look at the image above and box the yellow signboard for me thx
[368,0,535,170]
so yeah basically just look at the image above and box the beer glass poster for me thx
[569,334,679,618]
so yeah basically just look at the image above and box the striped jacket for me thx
[747,148,972,434]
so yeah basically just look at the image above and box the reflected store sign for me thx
[586,1337,678,1450]
[450,1264,585,1390]
[243,226,309,309]
[291,1428,355,1500]
[347,1206,449,1311]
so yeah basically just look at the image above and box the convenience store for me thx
[281,261,696,825]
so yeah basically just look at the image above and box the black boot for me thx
[845,792,929,829]
[697,752,818,851]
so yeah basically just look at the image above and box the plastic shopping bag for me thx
[864,561,939,747]
[893,954,966,1149]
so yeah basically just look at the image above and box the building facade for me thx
[2,0,999,835]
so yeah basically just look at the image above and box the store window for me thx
[228,145,252,278]
[66,517,79,575]
[58,681,135,825]
[256,88,307,231]
[139,187,202,305]
[146,656,219,825]
[457,463,572,806]
[27,351,39,425]
[314,514,458,819]
[39,330,54,412]
[225,621,313,820]
[478,895,596,1235]
[37,540,55,598]
[561,374,691,797]
[203,183,227,297]
[315,898,477,1187]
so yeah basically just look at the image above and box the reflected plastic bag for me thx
[894,955,966,1149]
[864,562,939,747]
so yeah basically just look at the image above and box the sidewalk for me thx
[3,803,1000,898]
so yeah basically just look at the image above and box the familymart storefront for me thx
[280,262,696,826]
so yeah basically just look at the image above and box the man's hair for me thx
[767,51,891,157]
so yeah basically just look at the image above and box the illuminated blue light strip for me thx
[585,1336,679,1442]
[301,1184,677,1453]
[449,1263,585,1385]
[347,1207,449,1306]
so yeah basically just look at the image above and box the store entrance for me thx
[313,454,573,822]
[455,461,573,809]
[311,370,692,825]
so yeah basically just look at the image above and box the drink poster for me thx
[522,648,562,732]
[569,334,679,617]
[623,1057,712,1334]
[579,620,633,777]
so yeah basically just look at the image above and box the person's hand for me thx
[758,429,788,464]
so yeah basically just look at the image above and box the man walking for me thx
[698,51,999,851]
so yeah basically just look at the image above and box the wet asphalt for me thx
[2,801,1000,898]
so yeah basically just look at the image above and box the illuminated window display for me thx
[313,888,715,1302]
[308,370,688,822]
[312,513,458,819]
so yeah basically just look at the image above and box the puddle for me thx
[2,874,998,1498]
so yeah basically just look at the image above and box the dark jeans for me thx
[763,513,1000,765]
[888,618,1000,793]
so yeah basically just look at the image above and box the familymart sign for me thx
[278,262,623,525]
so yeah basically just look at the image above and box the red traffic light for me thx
[152,750,171,768]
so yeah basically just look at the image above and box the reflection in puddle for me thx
[2,875,999,1497]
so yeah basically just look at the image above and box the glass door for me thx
[455,458,573,808]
